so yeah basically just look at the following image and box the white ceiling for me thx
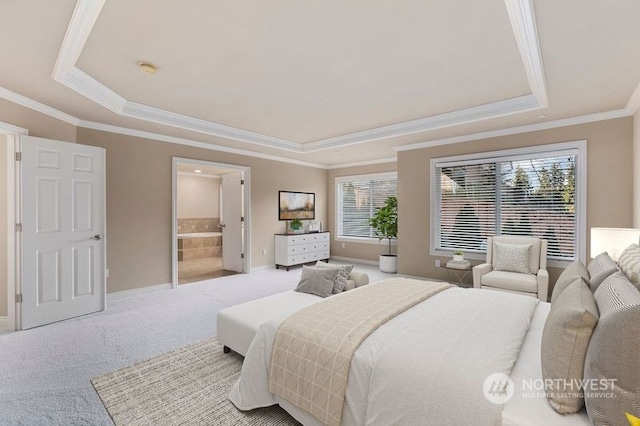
[1,0,639,167]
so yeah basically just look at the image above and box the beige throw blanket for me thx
[268,278,452,426]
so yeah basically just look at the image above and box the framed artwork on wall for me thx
[279,191,315,220]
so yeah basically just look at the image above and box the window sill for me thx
[335,236,397,246]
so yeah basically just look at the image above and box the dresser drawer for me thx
[287,244,308,256]
[308,233,329,243]
[309,242,328,252]
[287,235,309,245]
[310,250,330,261]
[287,254,310,265]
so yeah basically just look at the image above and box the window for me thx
[431,142,586,263]
[336,172,397,240]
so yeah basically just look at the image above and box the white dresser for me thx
[274,232,330,270]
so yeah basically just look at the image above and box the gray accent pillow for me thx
[587,252,618,292]
[314,261,353,293]
[584,272,640,426]
[551,259,590,304]
[617,243,640,290]
[494,243,532,274]
[541,277,599,414]
[294,266,339,298]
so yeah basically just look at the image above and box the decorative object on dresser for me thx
[369,196,398,273]
[274,232,330,270]
[452,250,464,262]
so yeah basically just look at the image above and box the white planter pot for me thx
[379,254,398,274]
[453,254,464,262]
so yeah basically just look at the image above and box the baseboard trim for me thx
[0,317,8,331]
[250,264,276,273]
[330,256,379,266]
[107,283,172,302]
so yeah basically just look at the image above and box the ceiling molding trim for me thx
[77,120,328,169]
[52,0,549,154]
[63,67,126,112]
[0,86,80,125]
[394,108,631,152]
[51,0,105,80]
[0,120,29,135]
[326,157,397,170]
[504,0,549,107]
[303,95,541,152]
[122,101,301,152]
[625,80,640,114]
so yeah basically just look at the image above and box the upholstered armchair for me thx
[472,236,549,301]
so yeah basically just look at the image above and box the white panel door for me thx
[221,172,243,273]
[21,136,105,329]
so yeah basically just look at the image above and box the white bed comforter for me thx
[230,285,539,426]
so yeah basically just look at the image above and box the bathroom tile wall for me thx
[177,218,220,233]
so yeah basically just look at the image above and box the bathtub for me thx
[177,232,222,238]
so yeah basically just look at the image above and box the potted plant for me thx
[453,250,464,262]
[369,196,398,273]
[290,218,303,233]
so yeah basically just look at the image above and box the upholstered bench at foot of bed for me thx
[217,271,370,356]
[217,291,322,356]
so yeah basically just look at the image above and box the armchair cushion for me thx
[481,270,538,293]
[493,242,533,274]
[490,236,542,272]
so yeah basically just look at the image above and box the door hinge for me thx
[15,223,22,232]
[16,294,22,304]
[241,253,245,259]
[15,152,22,161]
[240,179,244,185]
[240,216,245,222]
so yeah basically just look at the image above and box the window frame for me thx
[335,171,398,245]
[430,141,587,267]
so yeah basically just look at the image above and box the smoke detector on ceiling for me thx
[137,61,158,74]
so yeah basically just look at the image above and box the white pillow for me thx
[494,242,532,274]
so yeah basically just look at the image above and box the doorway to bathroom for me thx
[171,158,251,286]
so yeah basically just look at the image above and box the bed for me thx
[229,278,597,425]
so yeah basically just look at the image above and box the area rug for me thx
[91,338,300,426]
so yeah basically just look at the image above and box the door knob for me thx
[90,235,102,241]
[219,224,226,228]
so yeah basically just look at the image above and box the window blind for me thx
[337,174,397,239]
[435,151,578,261]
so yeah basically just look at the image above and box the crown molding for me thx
[77,120,328,169]
[51,0,105,80]
[64,67,126,112]
[394,108,631,152]
[303,94,541,152]
[122,101,299,152]
[505,0,549,107]
[0,120,28,135]
[0,86,80,125]
[626,79,640,114]
[51,0,549,153]
[326,157,397,170]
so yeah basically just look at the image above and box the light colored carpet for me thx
[0,262,389,425]
[92,338,299,426]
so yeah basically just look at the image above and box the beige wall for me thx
[634,109,640,227]
[398,117,634,294]
[76,128,328,293]
[327,162,398,262]
[177,174,220,219]
[0,99,76,142]
[0,135,7,317]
